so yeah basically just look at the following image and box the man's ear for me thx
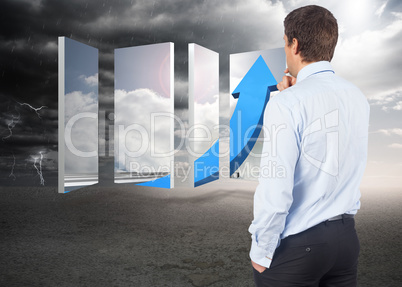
[292,38,300,55]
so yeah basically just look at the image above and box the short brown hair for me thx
[284,5,338,62]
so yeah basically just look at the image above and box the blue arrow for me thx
[136,174,171,188]
[230,55,278,176]
[194,139,219,187]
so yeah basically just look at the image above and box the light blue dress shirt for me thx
[249,61,370,268]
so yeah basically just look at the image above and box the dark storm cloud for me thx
[1,0,285,107]
[386,0,402,12]
[0,0,287,185]
[0,0,401,188]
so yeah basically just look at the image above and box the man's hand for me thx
[251,260,267,273]
[277,68,296,91]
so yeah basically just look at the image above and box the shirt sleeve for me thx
[248,95,301,268]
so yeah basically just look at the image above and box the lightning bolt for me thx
[2,112,20,141]
[33,152,45,186]
[21,103,47,185]
[17,102,47,119]
[2,99,48,185]
[9,152,16,181]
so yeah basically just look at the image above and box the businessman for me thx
[249,5,370,286]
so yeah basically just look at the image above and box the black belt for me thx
[326,214,354,221]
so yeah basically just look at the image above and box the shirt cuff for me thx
[249,239,275,268]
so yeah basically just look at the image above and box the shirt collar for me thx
[296,61,334,83]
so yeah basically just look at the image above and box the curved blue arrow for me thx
[194,139,219,187]
[230,55,278,176]
[136,174,171,188]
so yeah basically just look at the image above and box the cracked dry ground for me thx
[1,182,401,286]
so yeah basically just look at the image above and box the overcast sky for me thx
[0,0,401,189]
[64,37,98,175]
[114,43,173,177]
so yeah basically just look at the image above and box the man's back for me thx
[271,61,370,238]
[249,61,370,250]
[251,60,370,287]
[250,6,369,286]
[249,5,370,287]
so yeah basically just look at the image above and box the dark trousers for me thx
[253,217,360,287]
